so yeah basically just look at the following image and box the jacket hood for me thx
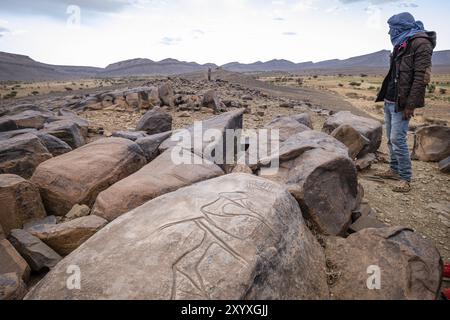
[411,31,437,49]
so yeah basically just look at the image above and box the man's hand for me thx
[403,109,415,121]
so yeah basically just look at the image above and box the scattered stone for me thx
[26,174,329,300]
[325,227,443,300]
[412,126,450,162]
[0,133,52,179]
[0,273,27,300]
[0,239,30,282]
[323,111,382,156]
[28,215,108,256]
[65,204,90,221]
[31,138,146,216]
[7,229,62,272]
[92,149,224,221]
[0,174,46,236]
[42,120,86,149]
[135,107,172,135]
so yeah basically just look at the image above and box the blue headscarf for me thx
[388,12,426,47]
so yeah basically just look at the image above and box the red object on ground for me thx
[442,289,450,300]
[444,263,450,279]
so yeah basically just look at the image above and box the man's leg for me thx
[390,109,412,184]
[385,102,400,173]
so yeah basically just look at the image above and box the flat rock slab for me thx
[0,239,30,282]
[0,174,46,236]
[6,110,52,130]
[412,126,450,162]
[26,174,329,300]
[42,120,86,149]
[28,215,108,256]
[323,111,382,156]
[264,116,311,143]
[93,148,224,221]
[31,138,147,216]
[0,133,52,179]
[325,227,442,300]
[8,229,62,272]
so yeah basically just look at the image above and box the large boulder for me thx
[27,215,108,256]
[92,148,224,221]
[25,174,329,300]
[42,120,86,149]
[31,138,147,216]
[412,126,450,162]
[325,227,443,300]
[7,229,62,272]
[0,272,27,300]
[0,239,30,282]
[201,90,223,112]
[55,109,89,138]
[158,83,175,108]
[0,174,47,236]
[0,133,52,179]
[34,132,72,156]
[135,131,172,162]
[135,107,172,135]
[264,116,311,143]
[159,110,244,165]
[260,131,357,236]
[330,124,370,159]
[323,111,382,156]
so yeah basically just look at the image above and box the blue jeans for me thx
[384,101,412,182]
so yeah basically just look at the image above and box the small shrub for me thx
[338,83,344,87]
[65,87,73,91]
[349,82,361,87]
[439,88,447,95]
[427,83,436,93]
[31,91,39,95]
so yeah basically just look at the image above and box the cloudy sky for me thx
[0,0,448,67]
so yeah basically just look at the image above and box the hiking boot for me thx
[392,180,412,193]
[375,169,401,180]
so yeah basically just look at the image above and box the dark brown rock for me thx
[0,239,30,282]
[439,156,450,173]
[0,273,27,300]
[331,124,370,159]
[412,126,450,162]
[135,107,172,135]
[42,120,86,149]
[135,131,172,162]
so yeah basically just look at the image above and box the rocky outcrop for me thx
[323,111,382,156]
[27,215,108,256]
[325,227,443,300]
[92,149,224,221]
[25,174,329,300]
[412,126,450,162]
[135,107,172,135]
[0,133,52,179]
[0,174,46,236]
[31,138,146,216]
[7,229,62,271]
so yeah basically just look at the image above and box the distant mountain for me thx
[1,49,449,81]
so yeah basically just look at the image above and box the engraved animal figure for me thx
[157,191,274,299]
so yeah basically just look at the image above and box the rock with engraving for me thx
[92,148,224,221]
[412,126,450,162]
[31,138,146,216]
[323,111,382,156]
[325,227,443,300]
[0,174,46,236]
[260,131,357,236]
[0,134,52,179]
[25,174,329,300]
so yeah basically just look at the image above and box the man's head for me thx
[388,12,425,46]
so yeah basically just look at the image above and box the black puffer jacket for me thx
[376,31,437,112]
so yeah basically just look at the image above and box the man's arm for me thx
[405,41,433,111]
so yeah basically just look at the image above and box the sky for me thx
[0,0,448,67]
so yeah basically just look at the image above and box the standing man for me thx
[376,12,436,193]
